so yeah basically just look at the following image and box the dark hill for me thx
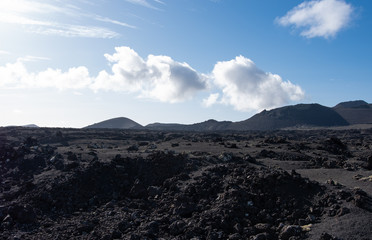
[4,124,39,128]
[146,119,232,131]
[333,100,372,125]
[84,117,143,129]
[229,104,349,131]
[23,124,39,128]
[334,100,369,109]
[189,119,232,131]
[145,123,186,131]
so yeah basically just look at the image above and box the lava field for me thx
[1,127,372,239]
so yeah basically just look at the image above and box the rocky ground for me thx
[1,127,372,239]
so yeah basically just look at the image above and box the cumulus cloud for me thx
[203,93,220,107]
[92,47,207,102]
[0,47,207,103]
[0,59,92,90]
[277,0,353,38]
[211,56,304,111]
[0,47,305,110]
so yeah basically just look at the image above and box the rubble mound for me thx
[0,141,330,239]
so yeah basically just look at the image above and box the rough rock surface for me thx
[1,127,372,239]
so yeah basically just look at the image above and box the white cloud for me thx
[0,47,305,110]
[277,0,353,39]
[18,55,50,62]
[0,50,11,55]
[153,0,165,5]
[211,56,305,111]
[30,24,119,39]
[126,0,161,10]
[95,16,137,29]
[13,109,23,114]
[203,93,220,107]
[0,59,92,90]
[0,0,65,14]
[0,47,206,103]
[0,0,131,38]
[92,47,207,102]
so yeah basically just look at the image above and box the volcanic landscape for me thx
[1,126,372,240]
[1,101,372,239]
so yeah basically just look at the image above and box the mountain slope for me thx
[333,100,372,125]
[84,117,143,129]
[146,119,232,131]
[229,104,349,131]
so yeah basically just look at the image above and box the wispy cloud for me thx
[18,55,50,62]
[0,50,11,55]
[95,16,137,29]
[0,0,134,38]
[30,24,119,39]
[153,0,165,5]
[277,0,354,39]
[126,0,162,10]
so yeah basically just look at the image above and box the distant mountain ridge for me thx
[84,117,143,129]
[4,124,39,128]
[146,119,233,131]
[84,100,372,131]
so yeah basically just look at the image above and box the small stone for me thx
[251,233,269,240]
[279,225,301,240]
[228,233,241,240]
[336,207,350,217]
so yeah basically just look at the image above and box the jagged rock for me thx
[7,204,36,224]
[169,220,186,236]
[279,225,301,240]
[129,179,147,198]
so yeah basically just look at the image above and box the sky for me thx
[0,0,371,128]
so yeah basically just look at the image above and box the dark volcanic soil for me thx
[1,127,372,240]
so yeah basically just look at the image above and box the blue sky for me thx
[0,0,371,127]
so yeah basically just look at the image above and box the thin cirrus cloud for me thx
[0,47,305,112]
[125,0,163,10]
[95,16,137,29]
[0,0,134,38]
[30,24,119,39]
[277,0,354,39]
